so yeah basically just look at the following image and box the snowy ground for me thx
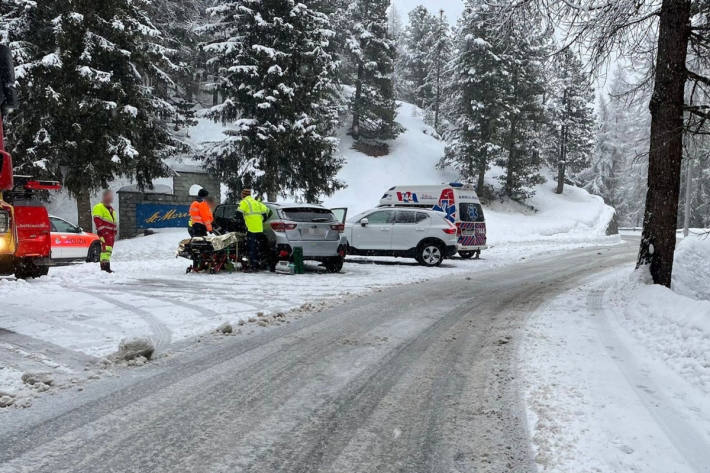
[3,99,621,411]
[522,233,710,473]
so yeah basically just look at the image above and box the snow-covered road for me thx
[0,242,637,473]
[0,228,620,404]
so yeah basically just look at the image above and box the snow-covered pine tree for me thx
[143,0,207,125]
[397,6,436,107]
[309,0,355,89]
[3,0,172,230]
[545,49,596,194]
[346,0,402,145]
[582,69,650,226]
[585,97,620,205]
[496,13,549,199]
[423,9,453,133]
[440,1,509,195]
[202,0,342,202]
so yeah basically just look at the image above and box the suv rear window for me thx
[282,207,336,223]
[459,203,484,222]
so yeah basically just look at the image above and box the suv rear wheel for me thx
[417,242,444,267]
[324,256,344,273]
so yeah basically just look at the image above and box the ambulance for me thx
[378,183,487,258]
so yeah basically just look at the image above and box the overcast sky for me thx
[392,0,465,25]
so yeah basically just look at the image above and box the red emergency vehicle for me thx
[0,45,61,278]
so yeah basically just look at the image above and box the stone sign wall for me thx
[117,169,220,239]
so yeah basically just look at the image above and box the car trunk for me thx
[281,208,339,242]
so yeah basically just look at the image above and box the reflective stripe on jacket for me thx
[239,196,269,233]
[189,200,213,231]
[92,203,117,238]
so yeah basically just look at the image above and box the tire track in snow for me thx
[75,289,172,352]
[589,288,710,473]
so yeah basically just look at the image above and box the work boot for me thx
[101,262,114,273]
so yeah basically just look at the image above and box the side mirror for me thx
[360,218,369,227]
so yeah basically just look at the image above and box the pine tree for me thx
[585,97,619,204]
[440,1,510,195]
[397,6,436,107]
[203,0,343,202]
[3,0,173,230]
[496,14,549,199]
[345,0,402,143]
[582,70,650,226]
[545,49,596,194]
[423,9,453,132]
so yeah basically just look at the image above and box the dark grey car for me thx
[214,202,347,272]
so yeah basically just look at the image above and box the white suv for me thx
[343,208,458,266]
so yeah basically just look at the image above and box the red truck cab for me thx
[1,44,61,278]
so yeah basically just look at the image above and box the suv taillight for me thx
[330,223,345,233]
[0,209,9,234]
[270,221,297,232]
[443,220,457,235]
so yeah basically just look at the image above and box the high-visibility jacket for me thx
[189,199,213,232]
[239,196,269,233]
[92,202,117,243]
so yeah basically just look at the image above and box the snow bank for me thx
[609,270,710,394]
[523,268,710,473]
[485,183,615,245]
[673,234,710,300]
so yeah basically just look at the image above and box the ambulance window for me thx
[459,203,485,222]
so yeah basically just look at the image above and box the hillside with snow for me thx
[324,101,616,245]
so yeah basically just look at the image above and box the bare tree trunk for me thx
[476,167,486,195]
[434,10,444,133]
[352,62,363,140]
[76,190,92,232]
[505,119,517,197]
[683,157,693,237]
[637,0,691,287]
[556,124,567,194]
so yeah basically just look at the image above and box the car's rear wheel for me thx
[324,256,344,273]
[417,243,444,267]
[87,241,102,263]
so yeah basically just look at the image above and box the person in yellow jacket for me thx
[239,188,269,271]
[92,190,117,273]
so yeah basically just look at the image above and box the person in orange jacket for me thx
[188,189,214,237]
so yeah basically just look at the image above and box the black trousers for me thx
[246,232,261,268]
[190,223,208,237]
